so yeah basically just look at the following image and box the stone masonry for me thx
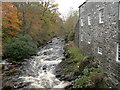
[75,1,120,88]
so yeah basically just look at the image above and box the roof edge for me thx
[78,0,88,8]
[78,1,87,8]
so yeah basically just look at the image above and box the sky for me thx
[56,0,86,17]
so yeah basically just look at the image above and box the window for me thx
[99,9,104,23]
[116,43,120,62]
[88,41,91,44]
[88,15,91,25]
[88,36,91,44]
[98,47,102,55]
[81,18,83,26]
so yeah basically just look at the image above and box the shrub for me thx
[59,45,86,79]
[3,33,38,60]
[61,44,105,88]
[74,68,104,88]
[74,75,94,88]
[64,45,84,60]
[66,31,74,41]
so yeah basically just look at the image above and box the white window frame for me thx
[88,41,91,44]
[98,47,102,55]
[116,43,120,63]
[99,9,104,23]
[88,36,91,44]
[81,18,84,26]
[88,15,91,25]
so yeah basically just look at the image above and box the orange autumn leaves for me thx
[2,2,21,36]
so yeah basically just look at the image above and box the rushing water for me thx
[18,37,70,88]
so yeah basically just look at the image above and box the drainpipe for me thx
[118,1,120,20]
[117,1,120,63]
[118,1,120,43]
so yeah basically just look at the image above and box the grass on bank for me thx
[59,42,105,88]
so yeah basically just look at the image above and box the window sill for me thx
[98,52,102,55]
[88,42,91,44]
[116,60,120,63]
[99,22,104,24]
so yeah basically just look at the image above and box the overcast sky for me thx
[56,0,86,17]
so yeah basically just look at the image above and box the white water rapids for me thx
[19,37,70,88]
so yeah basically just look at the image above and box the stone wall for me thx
[74,20,79,47]
[75,2,120,88]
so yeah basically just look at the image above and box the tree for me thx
[2,2,21,36]
[14,1,62,44]
[3,33,38,59]
[2,1,65,60]
[63,9,79,40]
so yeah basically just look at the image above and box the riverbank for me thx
[1,37,71,89]
[1,38,105,89]
[1,38,51,89]
[55,42,105,88]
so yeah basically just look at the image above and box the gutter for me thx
[78,1,86,8]
[118,1,120,20]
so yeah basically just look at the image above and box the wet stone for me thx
[43,65,47,70]
[45,58,51,61]
[52,56,58,60]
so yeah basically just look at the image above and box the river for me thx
[17,37,70,89]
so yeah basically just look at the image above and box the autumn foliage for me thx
[66,42,74,47]
[2,2,21,36]
[2,1,64,59]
